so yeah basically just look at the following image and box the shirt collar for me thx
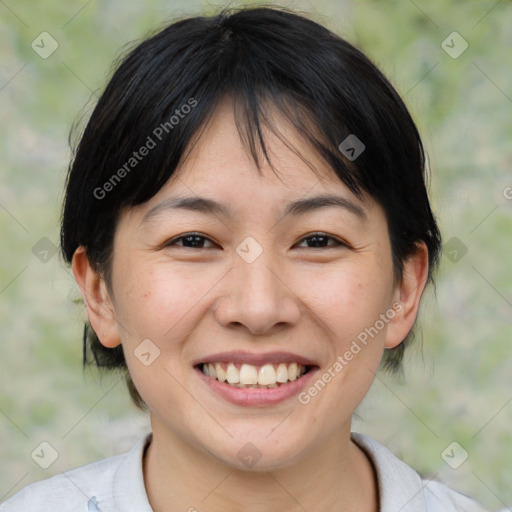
[112,431,428,512]
[351,432,427,512]
[112,432,154,511]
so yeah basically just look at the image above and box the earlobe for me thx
[72,246,121,348]
[385,242,429,349]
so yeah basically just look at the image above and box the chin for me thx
[199,428,309,472]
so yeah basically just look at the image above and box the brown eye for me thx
[166,233,216,249]
[296,233,346,249]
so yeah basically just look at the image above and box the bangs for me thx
[79,36,368,219]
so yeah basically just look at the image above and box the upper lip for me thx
[193,351,319,367]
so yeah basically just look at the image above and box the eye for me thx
[165,232,217,249]
[164,232,347,250]
[296,232,347,249]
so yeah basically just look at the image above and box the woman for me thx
[1,6,496,512]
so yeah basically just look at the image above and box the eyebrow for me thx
[141,193,366,225]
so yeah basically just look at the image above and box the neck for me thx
[143,421,379,512]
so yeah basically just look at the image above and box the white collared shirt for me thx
[0,432,499,511]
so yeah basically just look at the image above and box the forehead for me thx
[122,98,381,227]
[162,99,363,204]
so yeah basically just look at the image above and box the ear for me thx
[72,246,121,348]
[385,242,429,349]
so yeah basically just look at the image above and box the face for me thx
[75,98,426,471]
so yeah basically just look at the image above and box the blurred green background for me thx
[1,0,511,509]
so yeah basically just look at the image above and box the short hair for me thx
[60,6,442,410]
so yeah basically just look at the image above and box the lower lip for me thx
[195,366,319,407]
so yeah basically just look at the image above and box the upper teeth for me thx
[202,362,306,386]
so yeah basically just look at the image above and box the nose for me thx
[213,251,301,335]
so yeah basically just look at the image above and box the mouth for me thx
[193,353,319,407]
[196,361,311,389]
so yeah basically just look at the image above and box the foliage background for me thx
[1,0,510,509]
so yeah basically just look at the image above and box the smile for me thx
[194,352,319,406]
[200,362,309,388]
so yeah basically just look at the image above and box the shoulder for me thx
[423,479,490,512]
[0,434,152,512]
[0,453,125,512]
[351,432,494,512]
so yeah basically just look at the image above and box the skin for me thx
[73,97,428,512]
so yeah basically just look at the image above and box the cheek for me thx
[115,270,188,339]
[113,263,203,407]
[297,260,393,340]
[113,256,226,351]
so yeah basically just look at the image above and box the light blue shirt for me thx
[0,432,500,511]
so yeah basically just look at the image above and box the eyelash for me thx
[165,232,347,250]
